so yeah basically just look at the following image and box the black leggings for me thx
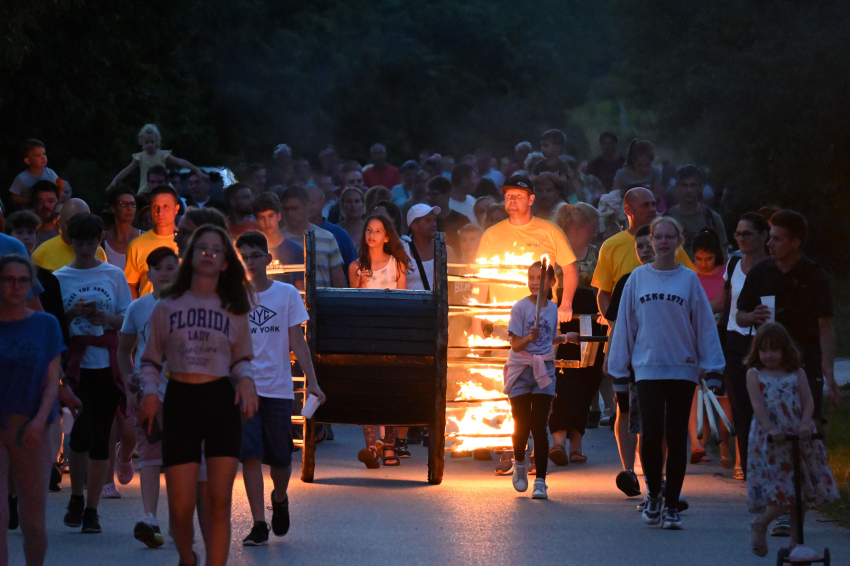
[511,394,553,479]
[635,379,696,508]
[723,332,753,472]
[70,367,123,461]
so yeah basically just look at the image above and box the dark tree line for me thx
[3,0,849,272]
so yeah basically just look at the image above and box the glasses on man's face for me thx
[734,230,755,240]
[196,246,224,258]
[117,201,137,210]
[0,276,32,287]
[242,253,267,263]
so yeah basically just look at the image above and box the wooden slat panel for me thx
[317,315,435,329]
[317,354,434,367]
[317,302,434,318]
[317,289,434,302]
[317,337,434,356]
[316,364,434,382]
[317,326,436,342]
[319,380,435,395]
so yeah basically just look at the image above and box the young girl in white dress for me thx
[745,323,839,557]
[348,214,413,467]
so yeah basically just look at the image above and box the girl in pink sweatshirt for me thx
[137,225,258,566]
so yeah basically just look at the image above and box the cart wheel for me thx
[823,547,829,566]
[427,423,445,485]
[776,547,789,566]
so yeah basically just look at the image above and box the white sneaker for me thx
[512,460,528,492]
[532,479,548,499]
[101,482,122,499]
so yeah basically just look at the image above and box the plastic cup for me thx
[301,394,320,419]
[760,295,776,323]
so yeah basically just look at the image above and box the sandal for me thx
[381,447,400,466]
[548,445,569,466]
[569,451,588,464]
[733,468,745,481]
[750,521,768,557]
[690,448,706,464]
[720,457,732,469]
[357,447,380,469]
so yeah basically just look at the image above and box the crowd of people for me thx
[0,124,843,565]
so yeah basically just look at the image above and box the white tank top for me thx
[360,257,400,289]
[104,240,127,271]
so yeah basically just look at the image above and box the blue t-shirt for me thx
[508,296,559,356]
[320,219,356,268]
[0,234,43,299]
[271,238,305,286]
[0,311,66,428]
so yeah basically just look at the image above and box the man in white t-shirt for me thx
[235,231,325,546]
[449,163,478,225]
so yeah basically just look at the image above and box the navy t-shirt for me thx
[0,311,66,427]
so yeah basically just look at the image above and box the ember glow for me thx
[464,332,510,348]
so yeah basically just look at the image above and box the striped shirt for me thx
[282,224,343,287]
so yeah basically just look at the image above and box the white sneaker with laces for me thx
[101,482,122,499]
[532,479,548,499]
[512,461,528,492]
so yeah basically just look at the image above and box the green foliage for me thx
[0,0,616,207]
[612,0,850,273]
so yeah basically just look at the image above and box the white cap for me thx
[406,203,441,227]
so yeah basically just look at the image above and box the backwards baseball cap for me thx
[501,174,534,195]
[406,203,441,227]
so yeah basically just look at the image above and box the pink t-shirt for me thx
[139,291,253,394]
[697,265,726,302]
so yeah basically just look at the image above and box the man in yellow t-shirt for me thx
[477,175,578,322]
[32,198,108,271]
[592,187,694,315]
[125,186,180,298]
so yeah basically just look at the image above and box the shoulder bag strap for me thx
[409,242,430,291]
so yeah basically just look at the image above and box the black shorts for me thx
[162,377,241,468]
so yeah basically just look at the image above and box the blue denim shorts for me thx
[508,361,557,398]
[240,397,294,468]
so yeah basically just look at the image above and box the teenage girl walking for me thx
[0,255,65,566]
[745,323,839,557]
[137,225,259,566]
[609,217,725,529]
[505,261,568,500]
[349,214,412,467]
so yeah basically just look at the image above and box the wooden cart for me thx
[300,231,449,484]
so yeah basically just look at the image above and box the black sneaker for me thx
[8,495,18,530]
[407,427,423,445]
[270,490,290,537]
[676,496,690,513]
[325,424,335,440]
[81,508,101,533]
[395,438,412,458]
[63,495,85,528]
[662,507,682,530]
[642,496,662,526]
[243,521,270,546]
[616,471,641,497]
[586,411,601,429]
[494,451,514,475]
[133,516,165,548]
[49,464,62,492]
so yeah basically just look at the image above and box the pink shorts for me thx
[132,410,163,469]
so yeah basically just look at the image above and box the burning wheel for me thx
[301,231,448,484]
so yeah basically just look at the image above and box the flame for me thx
[448,377,513,451]
[464,332,510,348]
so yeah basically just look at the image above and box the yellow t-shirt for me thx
[591,229,695,293]
[476,217,577,304]
[133,149,172,193]
[124,230,179,296]
[32,236,108,272]
[477,217,577,267]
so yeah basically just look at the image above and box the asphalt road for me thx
[8,424,848,566]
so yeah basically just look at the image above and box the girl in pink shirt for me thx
[138,225,258,566]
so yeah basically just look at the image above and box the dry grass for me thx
[821,385,850,527]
